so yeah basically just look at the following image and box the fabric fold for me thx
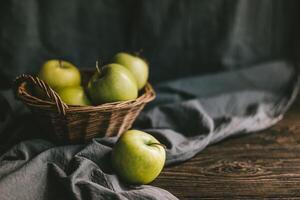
[0,61,298,199]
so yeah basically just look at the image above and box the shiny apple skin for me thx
[38,60,81,91]
[87,64,138,104]
[56,86,91,106]
[113,52,149,90]
[111,130,166,185]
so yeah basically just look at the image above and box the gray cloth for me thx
[0,61,298,200]
[136,61,299,165]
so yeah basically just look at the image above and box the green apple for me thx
[113,52,149,90]
[38,60,81,91]
[87,63,138,104]
[56,86,91,106]
[111,130,166,185]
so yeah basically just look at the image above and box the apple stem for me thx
[96,61,101,75]
[134,49,143,57]
[149,142,167,150]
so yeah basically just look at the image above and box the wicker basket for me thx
[14,70,155,143]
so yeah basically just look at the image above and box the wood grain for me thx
[152,96,300,199]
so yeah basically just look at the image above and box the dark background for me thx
[0,0,299,89]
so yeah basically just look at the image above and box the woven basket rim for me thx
[15,74,155,114]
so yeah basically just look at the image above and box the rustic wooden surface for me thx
[152,97,300,199]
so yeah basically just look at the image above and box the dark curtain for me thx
[0,0,299,85]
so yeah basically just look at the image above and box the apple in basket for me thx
[38,60,81,91]
[111,130,166,185]
[37,59,91,106]
[87,63,138,105]
[113,52,149,90]
[56,86,91,106]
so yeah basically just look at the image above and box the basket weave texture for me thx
[14,71,155,143]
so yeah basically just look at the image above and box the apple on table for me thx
[111,130,166,185]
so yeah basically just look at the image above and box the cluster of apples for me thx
[36,52,149,106]
[36,53,166,185]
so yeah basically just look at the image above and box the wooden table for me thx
[152,97,300,199]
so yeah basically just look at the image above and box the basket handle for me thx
[14,74,68,115]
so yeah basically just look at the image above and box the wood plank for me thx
[152,96,300,199]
